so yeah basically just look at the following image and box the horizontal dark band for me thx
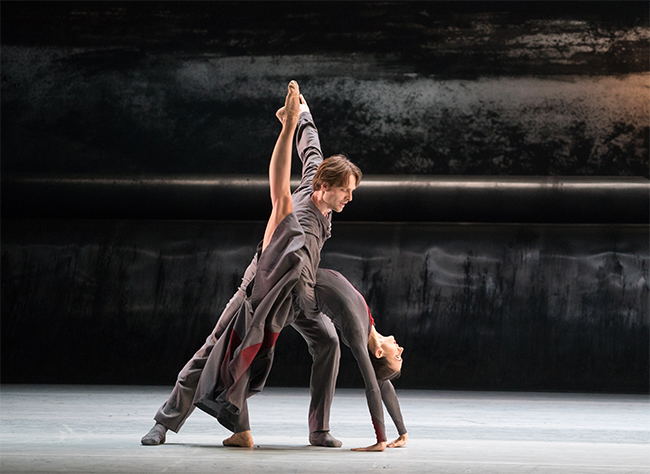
[3,175,648,223]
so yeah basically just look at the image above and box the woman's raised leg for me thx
[262,80,301,252]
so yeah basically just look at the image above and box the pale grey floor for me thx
[1,385,648,474]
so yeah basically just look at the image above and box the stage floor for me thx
[1,385,648,473]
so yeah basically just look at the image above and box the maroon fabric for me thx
[261,326,280,349]
[366,305,375,332]
[371,414,387,443]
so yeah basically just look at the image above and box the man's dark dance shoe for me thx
[141,423,167,445]
[309,431,343,448]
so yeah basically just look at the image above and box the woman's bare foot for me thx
[275,80,301,125]
[223,430,254,448]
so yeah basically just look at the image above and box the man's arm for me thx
[294,95,324,190]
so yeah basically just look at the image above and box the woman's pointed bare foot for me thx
[276,80,301,125]
[223,430,254,448]
[285,80,300,117]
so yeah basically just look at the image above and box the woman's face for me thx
[380,335,404,372]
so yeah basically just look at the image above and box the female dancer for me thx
[315,268,408,451]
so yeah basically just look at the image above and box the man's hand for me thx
[387,433,408,448]
[351,441,387,452]
[299,94,310,115]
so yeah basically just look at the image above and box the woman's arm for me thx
[350,349,388,451]
[315,268,391,452]
[262,81,301,252]
[379,380,408,448]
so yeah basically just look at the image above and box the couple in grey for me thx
[141,81,407,452]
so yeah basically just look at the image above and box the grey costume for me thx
[193,211,309,432]
[191,111,338,431]
[153,111,339,434]
[290,111,332,320]
[315,269,407,443]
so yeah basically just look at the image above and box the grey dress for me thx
[193,213,308,433]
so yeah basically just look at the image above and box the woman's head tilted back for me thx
[368,332,404,382]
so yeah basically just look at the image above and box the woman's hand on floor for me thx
[351,441,387,452]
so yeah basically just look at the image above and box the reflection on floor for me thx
[1,385,648,473]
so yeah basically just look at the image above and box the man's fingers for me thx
[298,94,310,115]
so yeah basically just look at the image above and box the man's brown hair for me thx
[312,154,362,191]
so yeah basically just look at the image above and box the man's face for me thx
[322,175,357,213]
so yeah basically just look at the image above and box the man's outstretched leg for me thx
[291,312,342,447]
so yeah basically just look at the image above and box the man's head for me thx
[312,154,362,213]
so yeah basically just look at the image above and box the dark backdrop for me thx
[2,1,648,393]
[2,1,648,177]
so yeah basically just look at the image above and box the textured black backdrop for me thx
[2,220,648,392]
[2,1,648,177]
[1,1,648,393]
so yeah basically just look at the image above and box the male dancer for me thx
[142,81,360,448]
